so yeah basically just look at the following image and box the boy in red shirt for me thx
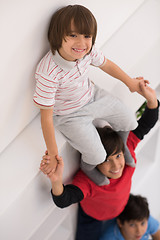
[40,82,159,240]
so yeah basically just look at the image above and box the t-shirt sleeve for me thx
[51,184,84,208]
[33,57,59,109]
[132,100,159,140]
[90,45,106,67]
[127,131,141,160]
[148,215,160,235]
[128,101,159,161]
[72,171,92,199]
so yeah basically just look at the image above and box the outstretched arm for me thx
[40,155,84,208]
[99,59,149,94]
[40,154,64,196]
[40,109,58,173]
[132,82,159,140]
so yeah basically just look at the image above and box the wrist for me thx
[123,77,134,91]
[52,181,64,196]
[49,154,58,162]
[147,99,158,109]
[48,152,58,157]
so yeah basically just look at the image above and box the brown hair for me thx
[97,126,125,158]
[48,5,97,55]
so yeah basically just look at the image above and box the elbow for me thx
[54,202,71,209]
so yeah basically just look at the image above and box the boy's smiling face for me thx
[97,151,125,179]
[58,21,93,61]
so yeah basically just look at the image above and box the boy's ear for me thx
[117,218,123,228]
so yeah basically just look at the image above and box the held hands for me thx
[40,151,58,176]
[129,77,150,94]
[129,77,157,108]
[40,152,64,183]
[138,81,158,109]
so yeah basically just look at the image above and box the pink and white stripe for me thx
[33,45,106,115]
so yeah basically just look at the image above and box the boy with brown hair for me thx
[34,5,148,185]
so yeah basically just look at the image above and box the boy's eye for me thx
[130,223,134,227]
[69,34,77,38]
[116,154,121,158]
[141,221,146,226]
[129,223,135,227]
[84,35,92,38]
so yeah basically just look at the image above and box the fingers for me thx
[139,81,145,92]
[39,154,63,177]
[55,155,63,162]
[43,154,50,160]
[56,155,64,169]
[40,160,49,168]
[40,162,53,175]
[135,77,149,85]
[144,79,150,85]
[139,80,150,90]
[139,80,150,93]
[47,170,54,178]
[136,76,144,80]
[40,155,51,167]
[40,155,52,174]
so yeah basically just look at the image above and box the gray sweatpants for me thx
[53,85,137,166]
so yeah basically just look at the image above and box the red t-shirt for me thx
[72,132,140,220]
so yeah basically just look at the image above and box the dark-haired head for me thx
[117,194,150,224]
[48,5,97,55]
[97,126,125,159]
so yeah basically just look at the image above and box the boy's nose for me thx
[111,160,119,169]
[76,36,85,45]
[136,226,142,235]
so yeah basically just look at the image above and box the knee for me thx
[120,110,138,131]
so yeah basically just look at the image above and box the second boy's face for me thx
[97,151,125,179]
[118,219,148,240]
[58,21,93,61]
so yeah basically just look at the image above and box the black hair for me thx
[97,126,125,158]
[117,194,150,224]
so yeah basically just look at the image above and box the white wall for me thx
[1,0,160,239]
[0,0,145,153]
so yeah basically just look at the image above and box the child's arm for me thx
[40,154,64,196]
[132,81,159,140]
[40,155,84,208]
[40,108,58,173]
[99,59,149,94]
[138,81,158,109]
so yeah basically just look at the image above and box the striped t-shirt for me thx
[33,45,106,115]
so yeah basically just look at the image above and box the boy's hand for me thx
[129,77,149,94]
[40,150,58,174]
[48,155,58,172]
[40,154,64,183]
[139,81,158,109]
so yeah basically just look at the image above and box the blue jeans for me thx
[75,204,103,240]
